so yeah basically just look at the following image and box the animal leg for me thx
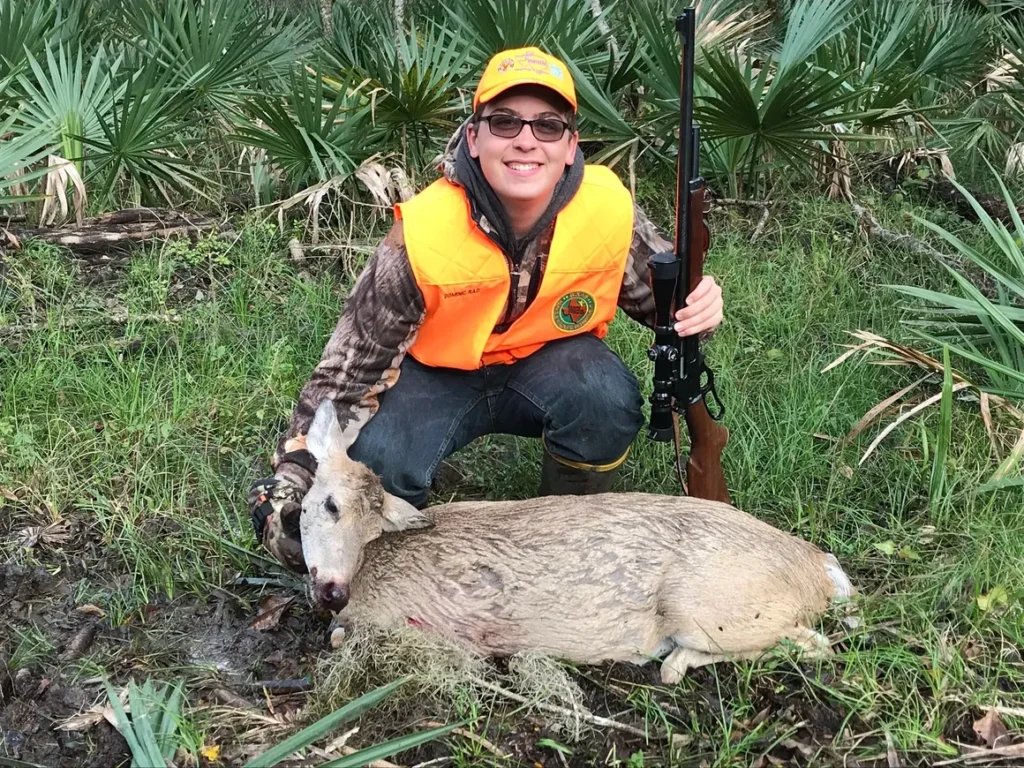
[790,626,834,660]
[660,646,768,684]
[660,628,834,685]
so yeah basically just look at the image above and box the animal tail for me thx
[823,553,856,600]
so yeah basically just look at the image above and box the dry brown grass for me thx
[311,622,595,740]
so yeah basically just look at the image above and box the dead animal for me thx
[299,399,856,683]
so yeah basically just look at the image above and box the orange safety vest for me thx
[394,164,634,370]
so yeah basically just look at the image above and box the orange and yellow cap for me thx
[473,46,577,113]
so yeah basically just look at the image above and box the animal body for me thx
[299,400,855,683]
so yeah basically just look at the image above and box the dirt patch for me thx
[0,556,327,768]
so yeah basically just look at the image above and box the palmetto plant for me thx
[117,0,316,119]
[888,171,1024,403]
[12,42,125,179]
[0,115,58,205]
[325,14,474,175]
[0,0,56,90]
[81,60,211,208]
[441,0,612,71]
[690,0,885,196]
[229,66,377,193]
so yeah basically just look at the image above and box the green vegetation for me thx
[2,0,1023,766]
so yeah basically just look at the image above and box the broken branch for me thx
[471,678,652,741]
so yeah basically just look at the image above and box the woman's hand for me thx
[674,275,723,337]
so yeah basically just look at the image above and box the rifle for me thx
[646,8,730,505]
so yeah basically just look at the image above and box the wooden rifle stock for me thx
[683,182,730,505]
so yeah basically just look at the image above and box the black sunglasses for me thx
[479,114,572,142]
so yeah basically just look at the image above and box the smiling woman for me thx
[250,44,725,575]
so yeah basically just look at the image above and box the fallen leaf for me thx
[977,587,1009,613]
[16,519,71,549]
[887,730,901,767]
[749,706,772,728]
[248,595,295,631]
[874,540,897,556]
[974,708,1010,749]
[102,702,124,730]
[963,640,983,660]
[55,708,107,731]
[0,486,19,502]
[77,604,106,618]
[898,547,920,561]
[201,744,221,761]
[782,738,817,759]
[839,464,854,479]
[919,525,937,544]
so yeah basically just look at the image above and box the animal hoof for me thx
[330,626,346,649]
[660,666,683,685]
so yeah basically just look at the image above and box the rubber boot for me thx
[537,446,625,496]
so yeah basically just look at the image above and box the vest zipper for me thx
[495,254,519,334]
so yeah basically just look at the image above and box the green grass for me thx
[1,194,1022,765]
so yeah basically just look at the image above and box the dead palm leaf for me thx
[39,153,86,227]
[823,330,1024,469]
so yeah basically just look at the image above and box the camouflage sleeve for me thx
[617,202,672,329]
[271,219,425,488]
[618,202,717,342]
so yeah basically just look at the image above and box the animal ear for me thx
[306,399,349,464]
[381,493,432,532]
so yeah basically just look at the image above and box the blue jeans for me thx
[347,334,645,507]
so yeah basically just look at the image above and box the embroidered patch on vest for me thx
[553,291,596,332]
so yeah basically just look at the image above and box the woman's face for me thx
[467,87,578,210]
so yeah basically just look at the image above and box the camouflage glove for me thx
[248,450,317,575]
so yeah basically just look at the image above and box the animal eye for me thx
[324,497,340,521]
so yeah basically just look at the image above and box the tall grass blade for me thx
[243,677,411,768]
[929,345,953,506]
[319,723,462,768]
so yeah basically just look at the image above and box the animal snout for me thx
[315,580,350,612]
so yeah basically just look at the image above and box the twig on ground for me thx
[423,720,508,760]
[1,311,183,343]
[471,678,652,741]
[713,198,771,207]
[1,207,232,254]
[933,741,1024,765]
[410,757,452,768]
[750,204,771,243]
[849,200,985,287]
[710,197,773,243]
[243,678,312,694]
[211,687,254,710]
[598,677,688,722]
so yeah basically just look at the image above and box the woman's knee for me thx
[542,339,644,461]
[347,416,435,508]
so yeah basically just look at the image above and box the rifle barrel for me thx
[675,9,697,394]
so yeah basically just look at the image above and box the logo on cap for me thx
[497,58,514,73]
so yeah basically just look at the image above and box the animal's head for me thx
[301,399,431,612]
